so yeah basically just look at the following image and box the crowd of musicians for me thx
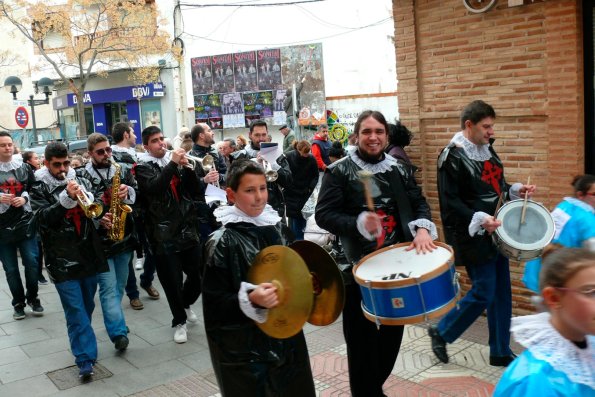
[0,100,593,395]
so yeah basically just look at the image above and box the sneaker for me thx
[135,258,144,270]
[185,308,198,323]
[130,298,144,310]
[78,361,94,379]
[141,285,160,300]
[30,301,44,317]
[38,277,49,285]
[113,335,129,351]
[173,324,187,343]
[13,304,26,320]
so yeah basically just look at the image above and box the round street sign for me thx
[15,107,29,128]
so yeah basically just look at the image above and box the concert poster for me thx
[190,56,213,94]
[233,51,258,92]
[222,93,245,128]
[281,43,326,126]
[273,89,287,125]
[257,48,282,91]
[242,91,274,126]
[212,53,235,93]
[194,94,223,128]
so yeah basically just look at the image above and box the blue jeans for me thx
[0,236,39,307]
[437,253,512,357]
[55,276,98,366]
[97,251,131,341]
[289,217,307,241]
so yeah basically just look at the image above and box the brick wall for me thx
[393,0,584,315]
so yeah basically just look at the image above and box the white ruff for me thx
[111,145,138,159]
[34,167,75,188]
[348,150,398,174]
[450,131,492,161]
[0,157,23,172]
[138,151,171,168]
[85,162,116,180]
[214,204,281,226]
[244,145,259,158]
[511,312,595,389]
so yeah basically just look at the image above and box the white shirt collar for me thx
[214,204,281,226]
[450,131,492,161]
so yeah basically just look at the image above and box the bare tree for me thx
[0,0,176,135]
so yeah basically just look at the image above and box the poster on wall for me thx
[194,94,223,128]
[212,54,235,93]
[207,94,223,129]
[234,51,258,92]
[194,95,210,123]
[222,93,245,128]
[273,89,287,125]
[242,91,273,126]
[257,48,282,91]
[190,56,213,94]
[281,43,325,126]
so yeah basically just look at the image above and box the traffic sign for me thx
[15,106,29,128]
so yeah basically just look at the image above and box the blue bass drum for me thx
[353,242,458,326]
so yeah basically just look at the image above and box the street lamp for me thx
[3,75,54,135]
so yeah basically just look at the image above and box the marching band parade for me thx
[1,98,594,396]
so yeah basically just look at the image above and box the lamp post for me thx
[3,76,54,136]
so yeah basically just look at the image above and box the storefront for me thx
[52,82,165,143]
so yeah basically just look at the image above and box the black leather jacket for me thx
[30,169,108,283]
[76,161,138,257]
[0,161,35,243]
[189,143,227,186]
[437,141,511,266]
[316,153,432,265]
[135,158,202,254]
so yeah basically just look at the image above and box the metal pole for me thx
[29,94,37,137]
[174,0,189,133]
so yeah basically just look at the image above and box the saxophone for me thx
[108,158,133,241]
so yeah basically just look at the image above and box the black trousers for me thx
[342,283,404,397]
[154,244,202,327]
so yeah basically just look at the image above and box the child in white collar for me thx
[202,159,315,397]
[494,247,595,396]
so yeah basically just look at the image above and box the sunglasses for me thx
[94,147,113,156]
[51,160,71,168]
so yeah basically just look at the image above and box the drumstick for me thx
[358,170,375,211]
[520,176,531,225]
[494,192,504,217]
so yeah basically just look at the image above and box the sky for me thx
[175,0,397,101]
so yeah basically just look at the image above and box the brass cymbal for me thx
[290,240,345,326]
[247,245,314,339]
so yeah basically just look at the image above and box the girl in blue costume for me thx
[494,247,595,396]
[523,175,595,292]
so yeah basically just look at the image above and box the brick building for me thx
[393,0,594,314]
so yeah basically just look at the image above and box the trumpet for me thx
[262,160,278,182]
[187,153,220,188]
[64,175,103,218]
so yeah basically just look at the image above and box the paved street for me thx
[0,263,522,396]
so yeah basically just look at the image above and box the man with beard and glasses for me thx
[315,110,437,397]
[234,120,292,219]
[135,126,203,344]
[76,133,138,352]
[30,142,108,379]
[0,132,42,320]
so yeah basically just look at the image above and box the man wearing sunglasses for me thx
[30,142,108,378]
[76,133,138,352]
[0,131,42,320]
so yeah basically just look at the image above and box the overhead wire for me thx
[179,0,324,8]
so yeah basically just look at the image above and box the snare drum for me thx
[353,242,458,326]
[493,199,555,261]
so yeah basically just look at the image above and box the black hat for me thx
[279,125,288,131]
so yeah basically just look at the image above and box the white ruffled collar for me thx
[244,144,259,158]
[348,149,398,174]
[563,197,595,213]
[451,131,492,161]
[84,162,115,180]
[138,151,171,168]
[214,204,281,226]
[34,167,75,188]
[111,145,138,159]
[0,157,23,172]
[511,312,595,389]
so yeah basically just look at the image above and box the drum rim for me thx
[360,294,459,326]
[353,241,454,288]
[494,199,556,250]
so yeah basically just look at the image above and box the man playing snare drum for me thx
[315,110,437,397]
[431,100,535,367]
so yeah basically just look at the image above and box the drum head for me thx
[354,243,453,282]
[496,200,555,251]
